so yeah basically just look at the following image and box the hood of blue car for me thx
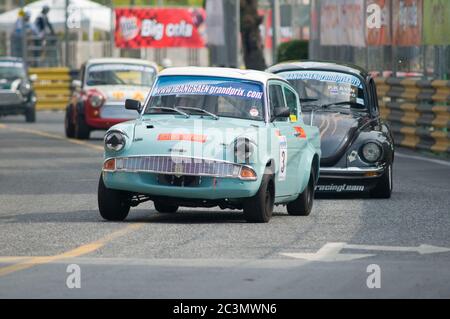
[302,111,365,165]
[110,115,264,162]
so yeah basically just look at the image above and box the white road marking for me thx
[344,244,450,255]
[395,152,450,167]
[281,242,450,262]
[281,242,375,262]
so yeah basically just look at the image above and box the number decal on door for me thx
[279,136,287,181]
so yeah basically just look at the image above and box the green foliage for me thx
[277,40,309,63]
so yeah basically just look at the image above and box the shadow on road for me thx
[0,209,288,224]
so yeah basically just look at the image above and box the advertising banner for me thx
[320,0,365,47]
[115,8,206,48]
[423,0,450,45]
[392,0,422,46]
[366,0,391,46]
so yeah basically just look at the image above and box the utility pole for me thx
[271,0,280,64]
[65,0,69,67]
[19,0,26,62]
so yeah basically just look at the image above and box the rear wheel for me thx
[287,170,315,216]
[243,174,274,223]
[65,106,75,138]
[98,174,130,221]
[154,201,179,213]
[370,164,392,198]
[74,112,90,139]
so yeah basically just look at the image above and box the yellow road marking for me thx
[0,124,103,151]
[0,223,143,277]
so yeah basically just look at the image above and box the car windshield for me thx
[0,61,26,81]
[144,76,265,121]
[86,63,156,87]
[277,70,367,111]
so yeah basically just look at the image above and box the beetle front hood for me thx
[302,111,364,166]
[116,116,264,162]
[89,85,150,103]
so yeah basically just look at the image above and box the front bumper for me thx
[316,166,386,193]
[103,171,260,200]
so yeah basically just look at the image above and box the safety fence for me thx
[29,67,76,111]
[375,78,450,154]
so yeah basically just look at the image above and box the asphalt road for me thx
[0,111,449,298]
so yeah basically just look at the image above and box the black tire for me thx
[243,174,274,223]
[98,174,130,221]
[287,170,315,216]
[370,163,393,199]
[65,106,75,138]
[154,201,179,213]
[74,112,90,139]
[25,105,36,123]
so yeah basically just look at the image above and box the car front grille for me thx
[0,90,23,106]
[114,156,243,178]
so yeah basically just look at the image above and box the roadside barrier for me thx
[375,77,450,154]
[29,67,76,111]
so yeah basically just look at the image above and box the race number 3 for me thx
[278,136,287,181]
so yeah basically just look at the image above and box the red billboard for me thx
[115,8,206,48]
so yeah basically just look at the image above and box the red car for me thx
[65,58,158,139]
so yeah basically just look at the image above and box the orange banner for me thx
[366,0,391,46]
[392,0,422,46]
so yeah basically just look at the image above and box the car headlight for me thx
[19,82,31,96]
[104,131,126,151]
[88,91,105,108]
[234,138,255,162]
[361,142,382,163]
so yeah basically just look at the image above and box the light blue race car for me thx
[98,67,321,223]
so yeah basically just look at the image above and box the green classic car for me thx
[98,67,321,223]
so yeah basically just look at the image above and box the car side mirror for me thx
[125,99,142,113]
[272,107,291,121]
[71,80,82,90]
[29,74,38,82]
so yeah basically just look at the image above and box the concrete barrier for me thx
[375,77,450,154]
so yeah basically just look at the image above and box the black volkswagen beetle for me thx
[267,61,394,198]
[0,57,37,122]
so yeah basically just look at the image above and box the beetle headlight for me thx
[104,131,126,152]
[19,82,31,96]
[361,142,382,163]
[234,138,255,162]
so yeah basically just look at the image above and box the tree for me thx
[240,0,266,70]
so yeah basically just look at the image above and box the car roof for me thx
[158,67,287,84]
[267,60,369,78]
[0,56,25,63]
[86,58,158,69]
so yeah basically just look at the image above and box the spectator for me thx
[35,5,54,37]
[11,10,37,58]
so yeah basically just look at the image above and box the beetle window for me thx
[277,70,367,111]
[269,84,286,116]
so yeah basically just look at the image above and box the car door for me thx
[268,81,302,197]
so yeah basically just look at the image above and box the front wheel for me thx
[25,105,36,123]
[65,106,75,138]
[370,164,393,198]
[287,171,315,216]
[74,112,90,140]
[243,174,274,223]
[98,174,130,221]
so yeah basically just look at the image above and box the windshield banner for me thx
[279,71,362,88]
[115,8,206,48]
[153,76,264,100]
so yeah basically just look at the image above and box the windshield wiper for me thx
[300,98,319,102]
[320,101,363,109]
[147,106,190,118]
[176,106,219,120]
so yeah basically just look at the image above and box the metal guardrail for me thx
[375,78,450,154]
[29,67,76,110]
